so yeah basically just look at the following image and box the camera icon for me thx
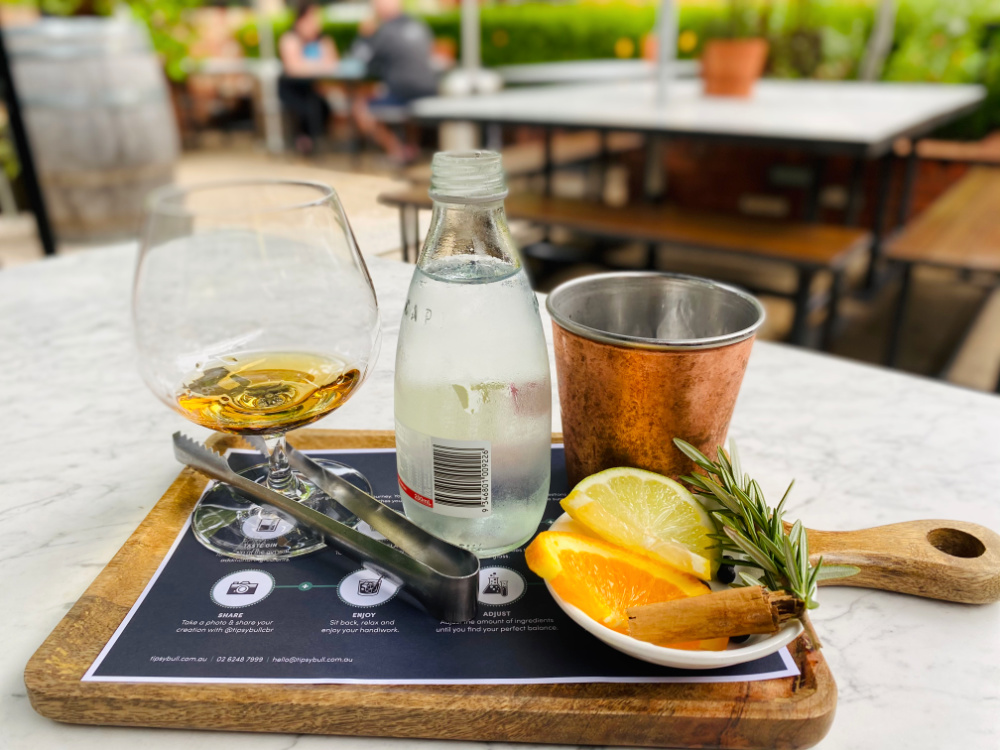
[256,516,280,533]
[227,581,259,595]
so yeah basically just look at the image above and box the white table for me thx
[2,243,999,750]
[414,78,986,287]
[493,59,698,86]
[414,79,985,157]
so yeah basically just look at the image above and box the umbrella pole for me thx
[256,0,284,154]
[656,0,676,105]
[461,0,480,71]
[859,0,896,82]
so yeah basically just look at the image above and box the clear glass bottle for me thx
[394,151,552,557]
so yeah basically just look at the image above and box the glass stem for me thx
[263,435,296,495]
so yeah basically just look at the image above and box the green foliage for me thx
[36,0,115,15]
[0,123,20,182]
[6,0,199,82]
[702,0,771,40]
[127,0,202,82]
[766,0,875,79]
[885,0,1000,138]
[976,32,1000,138]
[435,4,660,66]
[887,0,990,84]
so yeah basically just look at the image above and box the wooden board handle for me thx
[804,519,1000,604]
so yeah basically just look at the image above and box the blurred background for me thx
[2,0,999,391]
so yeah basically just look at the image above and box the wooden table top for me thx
[887,167,1000,271]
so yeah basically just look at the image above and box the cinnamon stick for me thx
[626,586,803,645]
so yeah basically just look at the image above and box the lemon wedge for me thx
[560,467,718,581]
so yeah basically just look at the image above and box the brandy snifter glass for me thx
[133,179,381,560]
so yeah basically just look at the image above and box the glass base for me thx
[191,458,371,561]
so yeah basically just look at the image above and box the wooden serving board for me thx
[25,430,836,749]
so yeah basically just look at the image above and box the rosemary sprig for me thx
[673,438,859,647]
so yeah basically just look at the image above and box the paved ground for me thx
[2,147,997,393]
[0,149,408,268]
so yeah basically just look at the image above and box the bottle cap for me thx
[429,150,508,203]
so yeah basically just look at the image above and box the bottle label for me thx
[396,423,491,518]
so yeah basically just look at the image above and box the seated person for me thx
[278,1,339,154]
[349,0,438,163]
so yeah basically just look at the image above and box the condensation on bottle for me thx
[394,150,552,558]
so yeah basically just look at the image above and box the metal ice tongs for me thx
[172,433,481,623]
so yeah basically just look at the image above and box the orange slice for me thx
[526,531,727,650]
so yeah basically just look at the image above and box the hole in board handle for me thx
[927,528,986,559]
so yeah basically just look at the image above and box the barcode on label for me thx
[432,442,491,518]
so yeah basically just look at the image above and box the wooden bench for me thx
[885,167,1000,375]
[378,187,871,347]
[894,132,1000,166]
[403,131,643,185]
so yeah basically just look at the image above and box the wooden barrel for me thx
[6,17,179,242]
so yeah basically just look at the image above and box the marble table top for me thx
[413,79,986,156]
[2,242,999,750]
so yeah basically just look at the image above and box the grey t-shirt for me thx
[352,15,438,102]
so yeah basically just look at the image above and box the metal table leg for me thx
[349,82,364,168]
[822,269,845,351]
[803,156,827,223]
[0,27,56,256]
[645,242,657,270]
[398,206,411,263]
[542,127,553,197]
[896,139,920,228]
[865,153,895,289]
[407,205,420,263]
[398,204,421,263]
[485,123,502,152]
[412,206,420,263]
[594,128,610,200]
[844,157,865,226]
[643,134,665,202]
[884,262,914,367]
[790,267,818,346]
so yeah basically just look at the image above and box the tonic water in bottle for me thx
[394,151,552,557]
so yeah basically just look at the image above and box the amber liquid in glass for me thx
[175,351,360,435]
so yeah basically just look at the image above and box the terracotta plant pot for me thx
[701,38,769,98]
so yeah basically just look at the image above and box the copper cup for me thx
[547,272,765,486]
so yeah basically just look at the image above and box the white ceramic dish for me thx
[545,513,803,670]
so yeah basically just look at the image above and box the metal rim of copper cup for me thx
[545,271,766,351]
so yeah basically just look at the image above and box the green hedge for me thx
[884,0,1000,137]
[236,3,878,71]
[233,0,1000,138]
[236,4,669,63]
[429,4,660,65]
